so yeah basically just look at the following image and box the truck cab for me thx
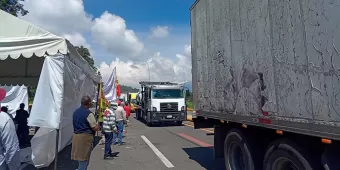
[136,81,186,126]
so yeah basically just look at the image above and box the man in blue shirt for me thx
[71,96,100,170]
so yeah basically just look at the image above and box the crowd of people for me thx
[0,103,30,170]
[0,95,130,170]
[71,96,130,170]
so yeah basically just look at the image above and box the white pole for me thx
[54,129,59,170]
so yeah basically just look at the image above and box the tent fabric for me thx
[0,10,67,59]
[0,10,100,85]
[0,85,29,117]
[28,55,64,129]
[30,56,97,168]
[0,10,101,168]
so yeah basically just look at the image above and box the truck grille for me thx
[160,102,178,112]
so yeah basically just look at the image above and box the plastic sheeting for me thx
[0,85,28,117]
[29,55,97,168]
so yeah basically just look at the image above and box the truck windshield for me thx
[152,89,183,99]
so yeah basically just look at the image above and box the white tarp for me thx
[30,55,97,168]
[28,55,64,129]
[0,10,100,168]
[103,67,117,101]
[0,85,28,117]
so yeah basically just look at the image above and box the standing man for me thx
[71,96,100,170]
[0,104,20,170]
[102,103,117,159]
[113,102,127,145]
[15,103,29,147]
[123,102,131,122]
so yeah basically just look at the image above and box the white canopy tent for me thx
[0,85,29,117]
[0,10,100,168]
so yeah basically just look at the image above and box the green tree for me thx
[75,46,96,70]
[0,0,28,17]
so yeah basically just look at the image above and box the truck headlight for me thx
[181,112,185,116]
[181,106,185,111]
[152,107,157,112]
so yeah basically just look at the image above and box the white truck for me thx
[190,0,340,169]
[136,81,187,126]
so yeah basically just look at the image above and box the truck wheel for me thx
[224,129,260,170]
[136,110,141,120]
[263,139,320,170]
[322,145,340,170]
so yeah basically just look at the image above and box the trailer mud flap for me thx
[193,117,215,129]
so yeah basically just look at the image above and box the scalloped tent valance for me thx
[0,10,100,85]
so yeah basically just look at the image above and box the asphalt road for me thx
[87,113,224,170]
[23,112,224,170]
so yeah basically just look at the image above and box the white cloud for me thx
[183,45,191,57]
[19,0,191,87]
[149,26,169,38]
[20,0,92,35]
[20,0,93,55]
[91,11,144,60]
[63,33,89,47]
[99,45,192,88]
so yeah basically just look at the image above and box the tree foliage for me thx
[120,85,139,93]
[75,46,96,70]
[0,0,28,17]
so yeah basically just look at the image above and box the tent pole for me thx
[94,83,101,137]
[54,129,59,170]
[95,83,101,116]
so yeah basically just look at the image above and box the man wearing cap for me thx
[102,103,118,159]
[0,100,20,169]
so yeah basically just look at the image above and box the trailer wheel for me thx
[263,139,320,170]
[224,129,260,170]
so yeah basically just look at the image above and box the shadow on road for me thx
[133,116,184,127]
[21,136,102,170]
[182,147,225,170]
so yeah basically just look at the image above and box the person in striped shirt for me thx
[102,103,118,159]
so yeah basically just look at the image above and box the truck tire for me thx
[263,139,320,170]
[224,129,261,170]
[321,145,340,170]
[146,112,152,126]
[136,110,141,120]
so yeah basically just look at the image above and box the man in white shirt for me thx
[0,104,20,170]
[113,102,127,145]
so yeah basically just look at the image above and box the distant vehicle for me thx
[119,93,127,102]
[134,81,186,126]
[191,0,340,169]
[127,92,138,112]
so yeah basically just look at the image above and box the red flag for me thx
[116,84,121,97]
[0,88,6,101]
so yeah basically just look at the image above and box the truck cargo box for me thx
[191,0,340,139]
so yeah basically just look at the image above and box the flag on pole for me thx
[116,80,121,97]
[103,67,117,101]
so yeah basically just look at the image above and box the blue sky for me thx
[83,0,195,65]
[20,0,195,86]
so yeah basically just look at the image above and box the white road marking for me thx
[141,135,174,168]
